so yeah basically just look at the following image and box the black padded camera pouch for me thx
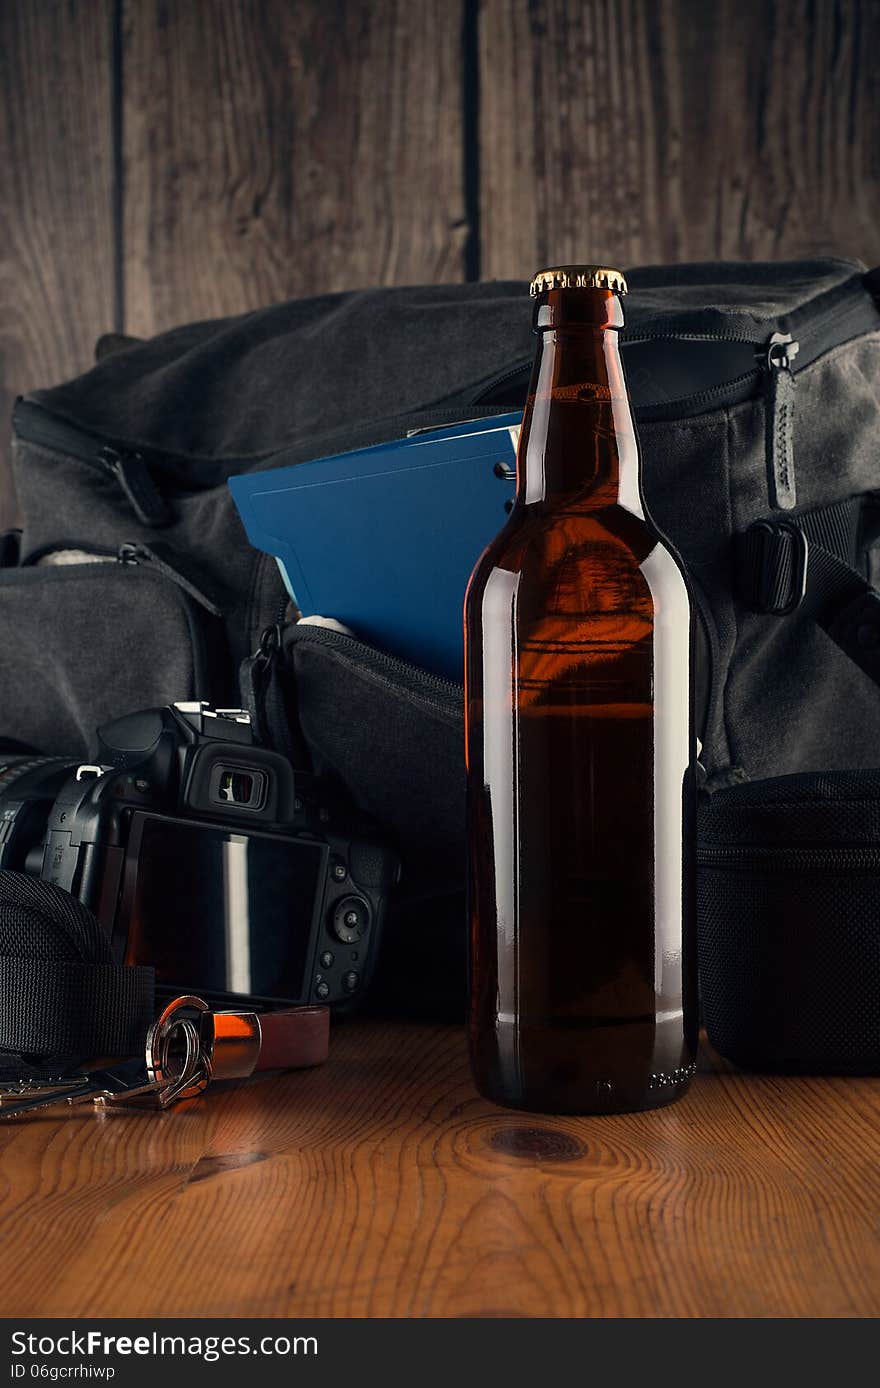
[697,771,880,1073]
[0,871,155,1077]
[7,258,880,1047]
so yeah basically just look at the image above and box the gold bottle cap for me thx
[529,265,627,297]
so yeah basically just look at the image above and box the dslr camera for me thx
[0,703,399,1009]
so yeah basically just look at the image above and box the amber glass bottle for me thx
[465,266,697,1114]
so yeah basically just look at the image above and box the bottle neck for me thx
[516,294,643,517]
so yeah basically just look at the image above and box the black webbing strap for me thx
[0,871,154,1078]
[736,494,880,687]
[0,958,154,1058]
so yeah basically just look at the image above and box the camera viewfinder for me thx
[210,765,267,811]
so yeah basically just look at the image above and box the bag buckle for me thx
[736,519,809,616]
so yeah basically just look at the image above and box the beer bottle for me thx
[464,265,697,1114]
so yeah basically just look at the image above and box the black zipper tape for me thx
[12,401,173,528]
[17,539,225,619]
[13,274,880,518]
[12,399,510,489]
[97,445,171,526]
[698,842,880,870]
[14,279,878,477]
[117,542,224,615]
[284,622,463,706]
[473,275,880,422]
[0,549,212,694]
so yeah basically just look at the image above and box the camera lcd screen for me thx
[121,814,327,1003]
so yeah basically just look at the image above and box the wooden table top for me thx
[1,1020,878,1319]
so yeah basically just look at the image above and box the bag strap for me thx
[735,494,880,686]
[0,872,154,1079]
[239,623,310,766]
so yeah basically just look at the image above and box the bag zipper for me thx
[96,446,171,526]
[698,842,880,870]
[12,398,510,497]
[240,617,462,761]
[116,542,223,615]
[23,540,224,619]
[117,545,212,696]
[14,276,878,518]
[763,333,798,509]
[286,622,464,703]
[475,274,878,403]
[1,543,215,694]
[474,335,803,512]
[13,400,172,526]
[475,284,878,513]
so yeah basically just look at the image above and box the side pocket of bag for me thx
[0,560,232,757]
[285,623,464,848]
[284,622,467,1018]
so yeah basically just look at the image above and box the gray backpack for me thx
[5,257,880,1064]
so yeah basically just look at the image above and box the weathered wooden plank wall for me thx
[122,0,468,335]
[0,0,117,525]
[479,0,880,274]
[1,0,878,527]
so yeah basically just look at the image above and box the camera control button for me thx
[330,896,371,944]
[319,950,334,969]
[330,858,347,882]
[342,971,359,993]
[315,981,330,1001]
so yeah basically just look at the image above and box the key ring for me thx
[0,996,329,1119]
[144,995,264,1104]
[145,995,211,1104]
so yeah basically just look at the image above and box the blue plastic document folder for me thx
[228,413,521,681]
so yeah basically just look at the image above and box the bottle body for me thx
[465,277,697,1114]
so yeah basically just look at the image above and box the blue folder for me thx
[228,413,521,682]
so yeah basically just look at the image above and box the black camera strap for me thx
[0,872,155,1079]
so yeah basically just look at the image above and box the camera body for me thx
[0,703,399,1010]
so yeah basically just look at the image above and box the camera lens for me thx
[331,896,371,945]
[0,756,78,873]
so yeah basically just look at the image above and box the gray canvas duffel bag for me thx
[3,257,880,1064]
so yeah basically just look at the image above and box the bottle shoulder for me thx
[465,503,694,631]
[474,502,660,578]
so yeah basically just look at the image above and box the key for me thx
[0,1008,206,1120]
[0,1058,162,1119]
[0,1075,94,1114]
[0,994,329,1120]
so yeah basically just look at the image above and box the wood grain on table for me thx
[1,1021,878,1318]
